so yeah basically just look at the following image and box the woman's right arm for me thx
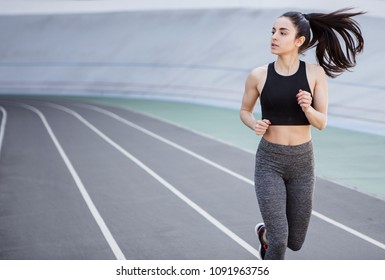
[240,68,270,135]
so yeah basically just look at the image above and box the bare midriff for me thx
[263,125,311,145]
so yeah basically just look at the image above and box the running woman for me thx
[240,9,365,260]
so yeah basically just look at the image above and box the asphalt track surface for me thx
[0,97,384,260]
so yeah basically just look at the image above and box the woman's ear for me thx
[296,36,306,47]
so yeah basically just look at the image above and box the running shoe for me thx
[255,223,268,260]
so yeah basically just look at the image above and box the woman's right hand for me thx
[254,119,271,135]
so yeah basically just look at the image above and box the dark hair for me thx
[281,8,365,78]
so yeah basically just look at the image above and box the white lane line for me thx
[80,103,385,252]
[0,106,7,157]
[19,103,126,260]
[312,212,385,250]
[45,102,260,259]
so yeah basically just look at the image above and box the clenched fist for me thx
[255,119,271,135]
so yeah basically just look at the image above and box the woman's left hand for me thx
[296,89,313,112]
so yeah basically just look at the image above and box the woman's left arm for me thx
[297,65,328,130]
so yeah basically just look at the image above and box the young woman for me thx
[240,9,365,260]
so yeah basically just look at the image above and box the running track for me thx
[0,97,384,260]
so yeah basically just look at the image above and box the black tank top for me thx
[260,61,312,125]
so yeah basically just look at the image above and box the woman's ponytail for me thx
[282,8,365,78]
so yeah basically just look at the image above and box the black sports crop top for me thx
[260,61,312,125]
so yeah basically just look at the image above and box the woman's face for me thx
[270,17,303,55]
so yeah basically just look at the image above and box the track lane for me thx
[0,104,115,259]
[34,102,258,259]
[20,103,126,260]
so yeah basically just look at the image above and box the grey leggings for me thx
[254,137,315,260]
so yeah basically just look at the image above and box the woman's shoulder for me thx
[247,65,269,93]
[249,64,269,80]
[304,62,327,91]
[304,62,326,77]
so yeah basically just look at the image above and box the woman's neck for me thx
[275,55,300,76]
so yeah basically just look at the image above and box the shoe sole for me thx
[255,223,265,260]
[255,223,265,236]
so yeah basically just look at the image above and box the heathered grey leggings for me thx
[254,137,315,260]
